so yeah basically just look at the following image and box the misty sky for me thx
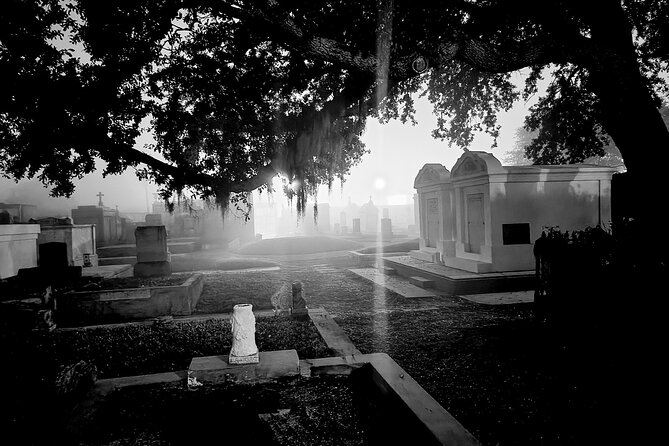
[1,72,539,216]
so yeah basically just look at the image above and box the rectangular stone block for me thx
[409,276,435,288]
[135,225,169,263]
[188,350,300,385]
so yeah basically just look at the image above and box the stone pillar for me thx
[133,225,171,277]
[381,218,393,241]
[229,304,259,364]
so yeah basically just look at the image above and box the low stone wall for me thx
[56,273,204,326]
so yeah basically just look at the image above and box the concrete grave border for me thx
[56,273,205,326]
[66,307,478,446]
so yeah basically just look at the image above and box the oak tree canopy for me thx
[2,0,668,217]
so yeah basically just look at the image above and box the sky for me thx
[0,72,539,216]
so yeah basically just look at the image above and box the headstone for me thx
[291,281,308,317]
[133,225,171,277]
[0,210,11,224]
[229,304,259,364]
[352,218,361,234]
[381,218,393,241]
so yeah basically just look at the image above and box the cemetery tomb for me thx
[412,151,618,273]
[0,202,38,223]
[359,197,379,234]
[0,224,41,279]
[36,223,98,267]
[71,205,123,246]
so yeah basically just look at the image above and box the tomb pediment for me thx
[451,151,505,178]
[413,164,451,188]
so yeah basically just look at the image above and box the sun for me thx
[373,177,386,190]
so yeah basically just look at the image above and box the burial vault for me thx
[412,151,618,273]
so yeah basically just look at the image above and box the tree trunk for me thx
[587,5,669,256]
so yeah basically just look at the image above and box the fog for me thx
[1,80,536,225]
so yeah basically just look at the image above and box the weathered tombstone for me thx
[133,225,171,277]
[229,304,259,364]
[352,218,361,234]
[291,281,308,318]
[381,218,393,241]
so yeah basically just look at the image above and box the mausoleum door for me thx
[426,198,439,248]
[466,194,485,254]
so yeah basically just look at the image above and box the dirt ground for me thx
[1,244,652,445]
[193,251,626,446]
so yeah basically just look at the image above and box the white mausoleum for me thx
[412,151,618,273]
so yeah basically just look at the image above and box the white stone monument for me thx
[411,151,619,273]
[229,304,259,364]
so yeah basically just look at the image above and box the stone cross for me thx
[96,192,104,207]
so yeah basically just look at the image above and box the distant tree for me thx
[507,106,669,167]
[1,0,668,225]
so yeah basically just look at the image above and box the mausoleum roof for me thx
[451,151,506,178]
[413,163,451,188]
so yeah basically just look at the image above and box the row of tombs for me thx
[0,197,256,280]
[411,151,619,273]
[1,150,621,280]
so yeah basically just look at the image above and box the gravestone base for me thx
[228,352,260,365]
[133,261,172,277]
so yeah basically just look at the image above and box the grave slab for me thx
[348,268,437,298]
[188,349,299,385]
[409,276,435,288]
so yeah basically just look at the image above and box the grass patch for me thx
[237,236,363,255]
[46,317,332,379]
